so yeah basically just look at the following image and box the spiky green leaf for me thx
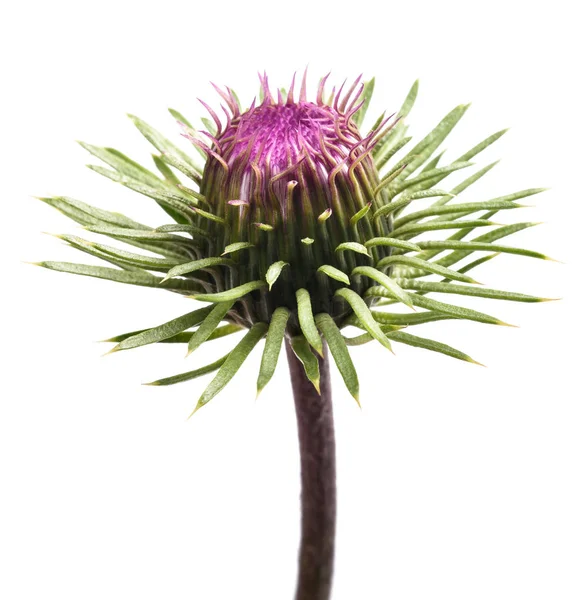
[335,288,391,351]
[257,307,290,395]
[190,280,266,303]
[315,313,360,404]
[193,322,269,413]
[162,257,233,282]
[377,255,480,284]
[385,331,481,364]
[111,306,213,353]
[335,242,370,257]
[352,266,413,307]
[296,288,324,357]
[187,302,235,356]
[144,354,229,386]
[289,336,320,393]
[317,265,350,285]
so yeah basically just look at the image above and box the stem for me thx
[286,342,336,600]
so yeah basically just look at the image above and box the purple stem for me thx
[286,342,336,600]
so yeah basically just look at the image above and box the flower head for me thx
[36,71,553,411]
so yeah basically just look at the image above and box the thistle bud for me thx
[38,71,551,406]
[185,73,396,328]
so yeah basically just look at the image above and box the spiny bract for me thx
[37,72,552,413]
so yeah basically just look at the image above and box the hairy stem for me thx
[286,341,336,600]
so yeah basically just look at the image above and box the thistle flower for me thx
[35,71,553,600]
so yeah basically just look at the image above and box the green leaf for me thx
[396,279,553,303]
[388,103,469,180]
[315,313,360,404]
[374,136,412,170]
[385,331,481,364]
[434,222,544,268]
[350,203,371,226]
[257,307,290,395]
[168,108,195,128]
[186,301,235,356]
[73,237,179,271]
[156,224,209,237]
[162,257,233,282]
[35,261,201,293]
[387,161,473,196]
[352,266,413,307]
[38,196,148,230]
[335,289,391,351]
[394,219,496,238]
[456,129,508,162]
[416,240,552,261]
[192,322,269,414]
[79,142,163,188]
[194,207,225,225]
[111,306,213,353]
[335,242,370,256]
[266,261,289,290]
[84,225,194,246]
[159,152,202,183]
[393,200,523,230]
[127,114,202,173]
[144,353,229,386]
[353,77,375,129]
[372,189,451,220]
[289,336,320,393]
[406,293,511,326]
[377,255,480,284]
[397,79,419,120]
[152,154,182,185]
[368,308,455,326]
[222,241,255,255]
[317,265,350,285]
[364,237,422,252]
[190,280,266,303]
[296,288,324,357]
[104,323,243,344]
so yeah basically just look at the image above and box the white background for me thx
[1,1,585,598]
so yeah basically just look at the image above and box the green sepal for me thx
[266,261,289,290]
[190,280,266,303]
[317,265,350,285]
[315,313,360,405]
[396,279,554,303]
[144,353,229,386]
[335,242,370,256]
[34,261,200,293]
[109,306,214,353]
[385,331,481,364]
[296,288,324,357]
[377,255,480,284]
[187,301,235,356]
[364,237,422,252]
[352,266,413,308]
[192,322,269,414]
[162,258,233,282]
[257,307,290,395]
[335,288,392,351]
[289,336,321,393]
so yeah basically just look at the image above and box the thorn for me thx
[468,358,487,367]
[312,380,321,395]
[23,261,43,267]
[539,297,562,302]
[497,320,519,328]
[545,256,564,264]
[352,394,362,408]
[159,276,170,284]
[142,381,159,386]
[102,346,120,357]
